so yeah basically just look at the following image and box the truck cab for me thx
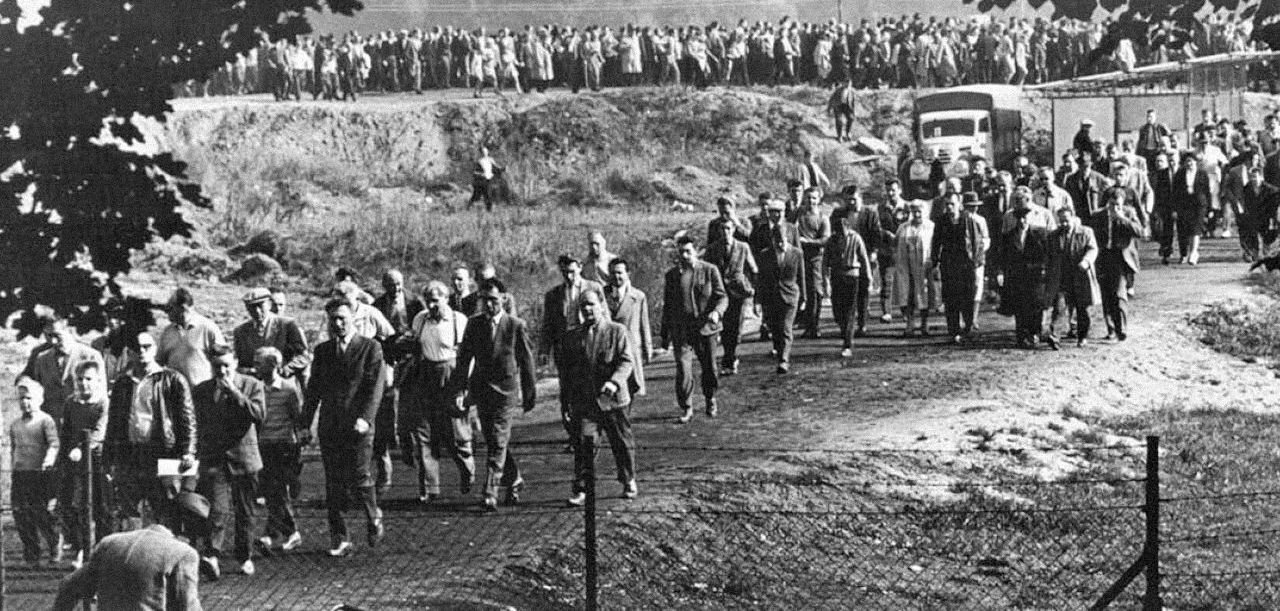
[914,85,1024,178]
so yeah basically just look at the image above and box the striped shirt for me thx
[259,378,302,443]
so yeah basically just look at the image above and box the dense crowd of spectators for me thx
[182,12,1273,99]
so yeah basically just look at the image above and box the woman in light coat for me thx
[893,202,936,336]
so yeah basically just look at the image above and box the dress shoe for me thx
[1076,338,1087,348]
[70,550,84,570]
[840,348,853,358]
[328,540,353,557]
[1161,256,1170,266]
[505,478,525,505]
[879,313,893,323]
[280,532,303,551]
[1046,336,1061,351]
[776,362,790,374]
[566,492,586,507]
[241,559,256,576]
[367,519,385,548]
[200,555,221,580]
[951,335,962,345]
[705,399,718,418]
[1178,256,1187,265]
[255,535,274,552]
[1116,331,1127,341]
[677,408,693,424]
[481,498,499,513]
[623,479,638,499]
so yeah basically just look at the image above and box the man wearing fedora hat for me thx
[232,287,311,389]
[960,191,992,331]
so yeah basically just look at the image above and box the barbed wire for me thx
[1162,527,1280,543]
[1161,489,1280,503]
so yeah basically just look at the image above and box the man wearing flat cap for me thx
[233,288,311,388]
[961,191,992,328]
[541,254,603,445]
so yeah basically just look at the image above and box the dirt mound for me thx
[650,165,753,209]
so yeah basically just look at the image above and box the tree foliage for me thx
[0,0,361,338]
[964,0,1280,55]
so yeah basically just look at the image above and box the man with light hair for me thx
[11,377,59,565]
[333,280,394,341]
[253,346,305,554]
[402,280,474,503]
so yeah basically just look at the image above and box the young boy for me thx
[11,378,60,564]
[59,360,110,568]
[253,346,305,552]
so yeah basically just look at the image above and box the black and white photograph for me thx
[3,0,1280,608]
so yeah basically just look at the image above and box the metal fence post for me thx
[583,433,599,611]
[1144,435,1161,611]
[82,431,95,611]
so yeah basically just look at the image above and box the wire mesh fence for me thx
[5,435,1277,609]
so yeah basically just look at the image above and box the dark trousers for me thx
[374,386,398,493]
[58,455,110,554]
[259,442,301,539]
[672,330,719,408]
[320,439,380,541]
[1098,255,1130,337]
[13,470,58,561]
[832,274,870,347]
[943,296,976,336]
[572,405,637,494]
[197,463,259,563]
[478,403,521,502]
[1048,293,1091,340]
[1153,207,1177,258]
[403,360,475,496]
[1014,305,1045,343]
[110,449,191,532]
[470,178,494,211]
[721,297,747,367]
[800,251,825,334]
[763,301,797,363]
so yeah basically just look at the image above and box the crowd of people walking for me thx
[186,12,1275,99]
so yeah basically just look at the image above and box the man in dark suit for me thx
[450,279,537,512]
[541,255,603,446]
[705,218,756,375]
[53,524,202,611]
[757,214,806,372]
[1063,152,1112,222]
[706,196,753,246]
[371,269,424,497]
[1093,188,1145,341]
[562,290,637,506]
[998,202,1052,349]
[302,299,386,557]
[193,344,265,577]
[1238,165,1279,262]
[1045,206,1101,347]
[661,235,728,422]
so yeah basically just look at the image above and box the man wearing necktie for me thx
[540,255,603,448]
[301,299,386,557]
[450,279,538,512]
[1092,187,1144,341]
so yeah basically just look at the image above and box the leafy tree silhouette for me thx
[0,0,361,338]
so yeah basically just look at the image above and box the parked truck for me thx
[913,84,1025,177]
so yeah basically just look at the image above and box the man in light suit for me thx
[450,279,538,512]
[231,288,310,388]
[541,255,604,445]
[661,236,727,423]
[1045,206,1101,348]
[53,524,202,611]
[301,299,386,557]
[193,345,265,577]
[604,258,652,396]
[705,218,756,375]
[563,290,637,506]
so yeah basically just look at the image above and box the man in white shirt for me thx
[157,288,226,387]
[582,231,617,285]
[401,281,475,503]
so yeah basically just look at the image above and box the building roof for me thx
[1027,50,1280,96]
